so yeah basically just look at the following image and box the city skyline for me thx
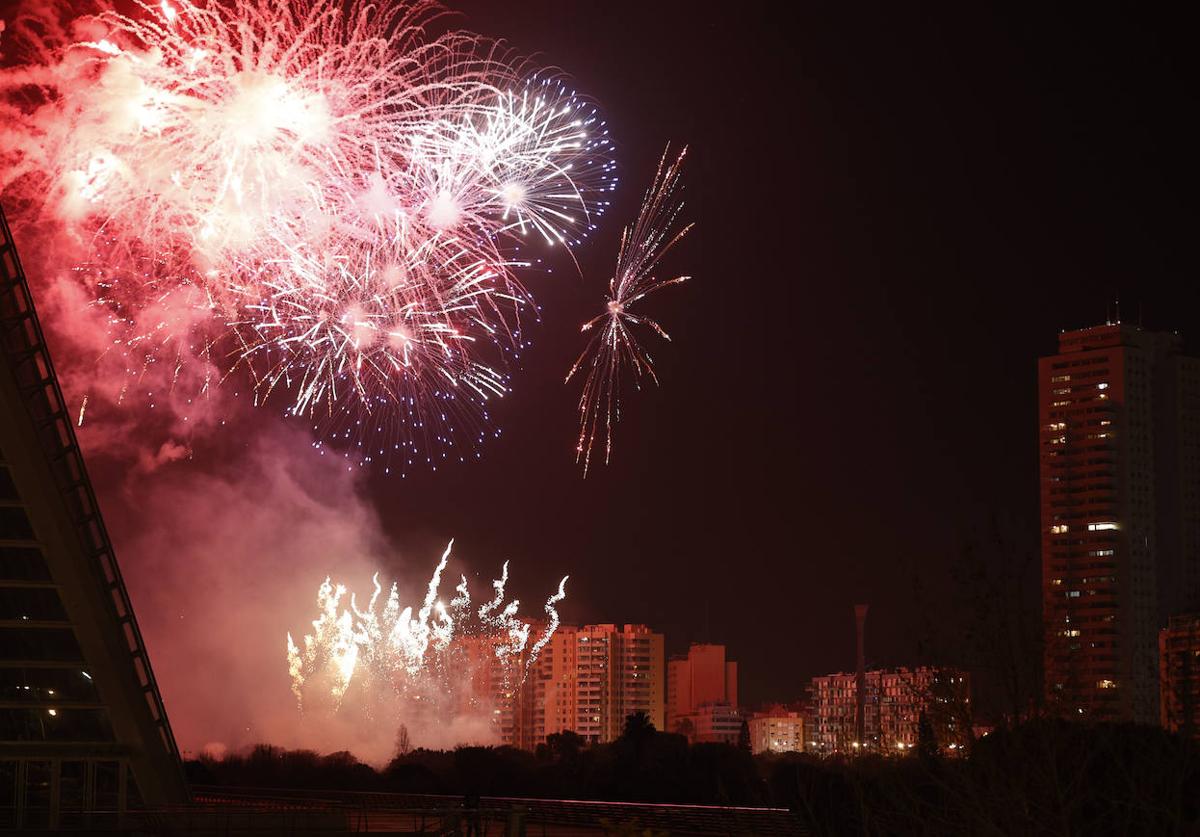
[0,0,1196,830]
[344,1,1198,712]
[1,0,1196,760]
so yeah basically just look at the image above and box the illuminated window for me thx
[1088,522,1119,531]
[1051,524,1069,534]
[1051,375,1071,383]
[1097,383,1109,390]
[1097,679,1117,689]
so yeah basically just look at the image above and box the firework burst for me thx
[567,145,693,475]
[232,229,524,470]
[286,540,568,724]
[408,73,617,249]
[1,0,619,470]
[1,0,502,263]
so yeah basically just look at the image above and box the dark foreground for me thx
[181,720,1198,836]
[13,720,1191,834]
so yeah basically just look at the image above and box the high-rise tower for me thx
[1038,322,1200,723]
[0,207,187,828]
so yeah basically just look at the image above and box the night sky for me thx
[359,3,1197,708]
[7,1,1194,722]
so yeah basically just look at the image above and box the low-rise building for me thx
[749,707,804,754]
[1160,613,1200,740]
[682,701,743,746]
[809,667,971,755]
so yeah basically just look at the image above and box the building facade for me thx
[748,708,804,755]
[808,667,970,755]
[449,631,533,750]
[1039,323,1200,723]
[520,623,664,748]
[684,702,743,746]
[1160,613,1200,740]
[0,207,187,828]
[666,643,738,742]
[528,624,579,746]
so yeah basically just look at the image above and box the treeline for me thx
[186,718,1199,835]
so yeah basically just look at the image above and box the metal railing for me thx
[193,786,806,835]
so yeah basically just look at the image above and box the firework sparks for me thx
[2,0,499,263]
[409,74,618,249]
[567,145,694,474]
[286,540,568,726]
[1,0,618,472]
[231,229,522,470]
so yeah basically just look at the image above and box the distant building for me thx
[451,630,538,750]
[681,702,743,746]
[666,643,738,741]
[749,707,805,755]
[1039,323,1200,723]
[1160,613,1200,740]
[578,623,664,744]
[519,623,664,748]
[808,667,970,755]
[529,624,579,746]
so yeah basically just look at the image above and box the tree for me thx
[912,513,1043,726]
[738,719,751,751]
[395,723,411,758]
[672,716,695,740]
[916,711,939,764]
[622,711,656,742]
[544,730,585,762]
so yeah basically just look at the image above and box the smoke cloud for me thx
[15,223,501,765]
[2,0,550,763]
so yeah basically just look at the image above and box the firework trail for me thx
[567,145,694,475]
[0,0,617,471]
[286,541,568,732]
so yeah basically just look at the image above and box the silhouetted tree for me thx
[622,711,656,741]
[394,723,411,757]
[912,513,1043,726]
[738,719,751,751]
[672,716,695,739]
[383,760,442,794]
[916,711,939,765]
[182,718,1200,833]
[544,730,586,763]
